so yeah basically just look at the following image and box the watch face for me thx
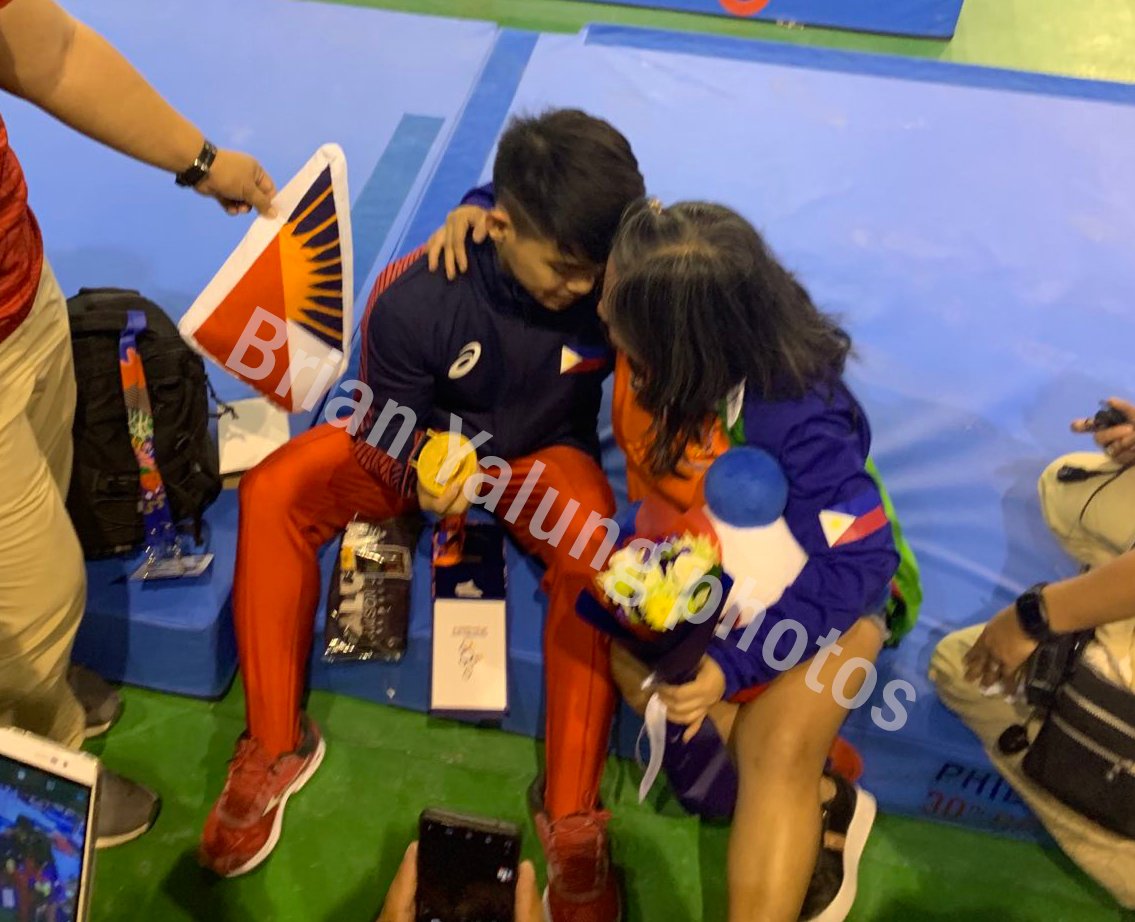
[1017,585,1049,639]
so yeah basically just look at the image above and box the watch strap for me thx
[175,140,218,188]
[1015,582,1052,641]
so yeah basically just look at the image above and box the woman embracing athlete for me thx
[430,197,918,922]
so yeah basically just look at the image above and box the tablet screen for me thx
[0,753,93,922]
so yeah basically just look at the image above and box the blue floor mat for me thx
[314,25,1135,840]
[7,0,498,402]
[43,4,1135,842]
[12,0,499,696]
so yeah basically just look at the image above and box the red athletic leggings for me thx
[233,422,617,820]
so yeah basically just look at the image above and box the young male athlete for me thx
[199,109,643,921]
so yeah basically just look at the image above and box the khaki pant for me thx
[0,262,86,749]
[931,452,1135,908]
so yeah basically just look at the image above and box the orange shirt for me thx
[0,104,46,345]
[610,352,731,512]
[612,354,779,704]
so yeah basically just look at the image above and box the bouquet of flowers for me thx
[576,498,735,805]
[594,534,723,670]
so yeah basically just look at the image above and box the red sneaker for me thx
[529,779,621,922]
[199,716,325,877]
[827,737,864,784]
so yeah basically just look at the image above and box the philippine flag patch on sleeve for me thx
[819,492,889,548]
[560,340,612,375]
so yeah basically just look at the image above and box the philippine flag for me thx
[179,145,353,413]
[560,340,612,375]
[819,492,889,548]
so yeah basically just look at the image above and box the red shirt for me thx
[0,110,45,345]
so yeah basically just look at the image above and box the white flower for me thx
[668,552,709,594]
[606,545,640,574]
[598,531,722,629]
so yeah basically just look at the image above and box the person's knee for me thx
[28,515,85,636]
[1037,454,1072,522]
[533,451,615,518]
[734,712,829,784]
[516,450,618,593]
[1037,451,1107,527]
[561,468,616,523]
[238,451,308,521]
[929,624,984,705]
[62,534,85,626]
[1038,454,1070,495]
[545,499,619,579]
[239,458,270,507]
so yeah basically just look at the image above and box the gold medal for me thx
[414,429,478,497]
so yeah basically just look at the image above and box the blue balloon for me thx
[703,447,788,527]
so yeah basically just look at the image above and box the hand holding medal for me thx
[414,430,479,567]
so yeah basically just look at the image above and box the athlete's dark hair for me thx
[607,199,852,476]
[493,109,645,267]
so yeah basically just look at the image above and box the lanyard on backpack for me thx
[118,310,176,556]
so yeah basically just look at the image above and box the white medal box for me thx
[430,523,509,720]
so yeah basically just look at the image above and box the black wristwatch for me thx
[1015,582,1053,641]
[175,140,218,188]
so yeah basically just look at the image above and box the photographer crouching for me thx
[931,397,1135,908]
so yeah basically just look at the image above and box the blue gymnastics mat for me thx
[4,0,499,696]
[9,0,498,404]
[562,0,965,40]
[315,24,1135,840]
[36,1,1135,840]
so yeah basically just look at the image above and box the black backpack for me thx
[66,288,222,558]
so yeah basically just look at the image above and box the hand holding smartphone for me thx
[377,810,542,922]
[416,809,521,922]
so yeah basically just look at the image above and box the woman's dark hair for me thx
[493,109,645,267]
[607,199,851,476]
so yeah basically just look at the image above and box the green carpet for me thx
[87,683,1128,921]
[85,1,1135,918]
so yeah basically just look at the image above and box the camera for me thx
[1024,630,1094,709]
[1091,404,1128,431]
